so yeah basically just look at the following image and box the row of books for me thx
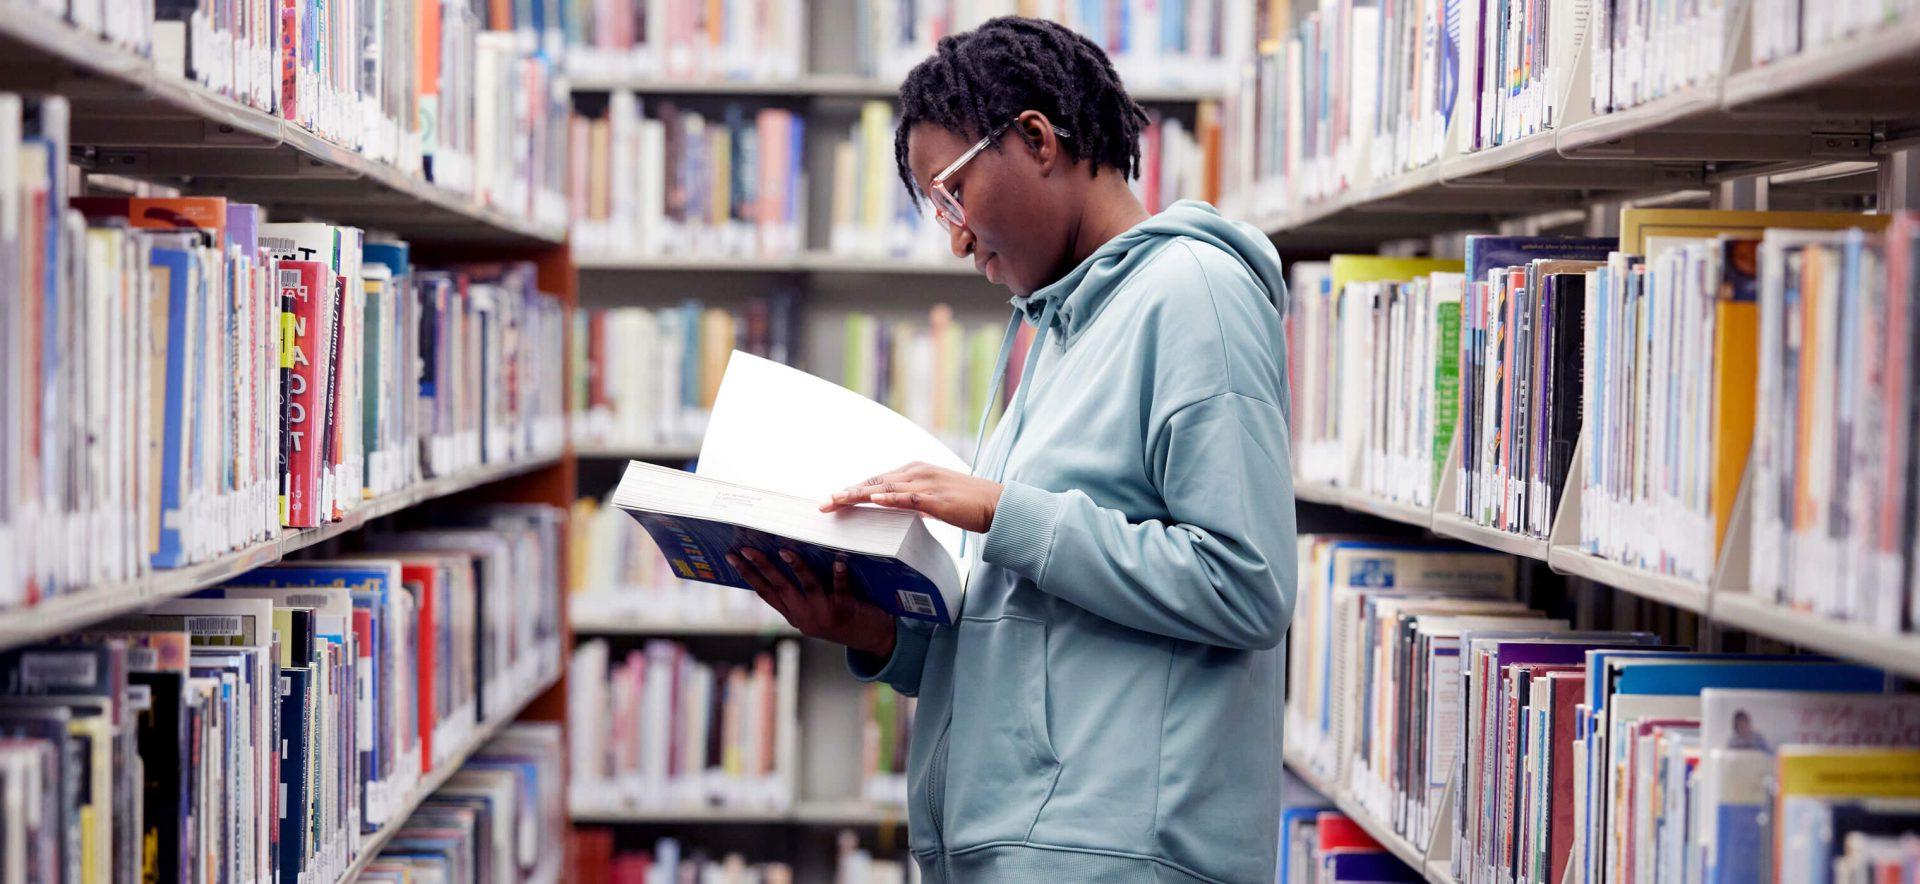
[362,722,567,884]
[1133,105,1224,214]
[569,294,801,451]
[852,0,1243,90]
[568,638,800,813]
[1577,210,1898,588]
[568,94,805,259]
[1284,532,1920,884]
[0,504,565,884]
[37,0,570,224]
[828,102,948,263]
[860,684,915,807]
[568,494,788,629]
[0,97,567,608]
[1591,0,1727,115]
[550,0,806,83]
[841,307,1010,456]
[1277,807,1423,883]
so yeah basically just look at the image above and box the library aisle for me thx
[3,0,1920,881]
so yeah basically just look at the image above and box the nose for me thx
[947,221,974,259]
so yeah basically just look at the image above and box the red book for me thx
[1546,672,1587,884]
[402,560,438,772]
[571,828,613,883]
[1315,812,1382,852]
[611,854,651,884]
[280,260,327,527]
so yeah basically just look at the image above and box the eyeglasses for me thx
[929,119,1073,234]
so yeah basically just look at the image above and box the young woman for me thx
[725,16,1297,883]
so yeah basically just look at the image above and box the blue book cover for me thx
[363,240,411,280]
[1277,804,1334,883]
[1323,851,1422,882]
[1609,659,1882,697]
[1464,236,1618,286]
[623,509,955,624]
[151,244,196,569]
[277,666,311,884]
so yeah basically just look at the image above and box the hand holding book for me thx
[821,462,1005,534]
[727,548,898,659]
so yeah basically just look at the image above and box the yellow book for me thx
[710,126,732,228]
[860,102,892,231]
[701,309,733,408]
[569,498,597,593]
[930,305,954,434]
[1328,255,1465,294]
[1775,746,1920,880]
[1618,208,1889,253]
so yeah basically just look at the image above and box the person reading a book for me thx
[724,16,1297,883]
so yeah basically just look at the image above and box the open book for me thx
[612,352,972,624]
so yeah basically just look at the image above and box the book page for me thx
[698,351,970,568]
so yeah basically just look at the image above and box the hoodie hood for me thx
[1015,200,1287,342]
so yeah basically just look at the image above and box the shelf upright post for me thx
[1880,145,1920,211]
[1713,176,1770,211]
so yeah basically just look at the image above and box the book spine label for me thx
[281,260,324,528]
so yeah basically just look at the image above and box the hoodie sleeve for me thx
[981,390,1298,650]
[846,618,934,696]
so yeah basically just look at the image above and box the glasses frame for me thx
[929,119,1073,233]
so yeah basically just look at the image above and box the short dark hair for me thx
[893,16,1150,205]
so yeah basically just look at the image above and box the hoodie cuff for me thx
[847,618,930,688]
[983,481,1062,583]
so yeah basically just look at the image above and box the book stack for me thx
[1749,215,1920,631]
[363,722,568,884]
[851,0,1243,92]
[1278,807,1423,883]
[568,94,805,259]
[0,96,566,609]
[1590,0,1731,114]
[568,638,800,813]
[570,293,801,451]
[1751,0,1917,64]
[1454,236,1616,538]
[568,494,789,629]
[1133,104,1225,213]
[555,0,806,84]
[829,102,950,263]
[571,831,800,883]
[1579,209,1886,585]
[1469,0,1590,147]
[860,684,915,807]
[841,306,1009,455]
[0,504,565,884]
[1287,256,1464,503]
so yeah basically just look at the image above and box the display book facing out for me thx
[611,352,971,625]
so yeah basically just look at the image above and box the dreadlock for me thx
[894,16,1150,206]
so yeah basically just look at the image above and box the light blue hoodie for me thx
[850,201,1298,883]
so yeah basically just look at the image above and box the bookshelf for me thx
[0,0,582,879]
[568,73,1224,105]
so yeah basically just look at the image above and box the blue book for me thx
[277,666,312,884]
[613,461,961,624]
[1464,236,1618,286]
[1323,851,1423,882]
[1277,804,1334,883]
[150,242,197,569]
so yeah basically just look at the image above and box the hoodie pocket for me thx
[942,615,1061,847]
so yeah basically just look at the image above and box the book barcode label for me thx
[126,684,153,711]
[896,590,937,617]
[19,652,98,689]
[186,615,245,637]
[126,646,159,671]
[278,268,303,287]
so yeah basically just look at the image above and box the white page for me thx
[698,351,971,572]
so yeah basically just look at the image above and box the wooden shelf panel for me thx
[1429,513,1551,563]
[1546,545,1712,614]
[0,455,562,652]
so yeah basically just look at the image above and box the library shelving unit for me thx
[0,4,581,880]
[559,4,1229,874]
[1248,4,1920,880]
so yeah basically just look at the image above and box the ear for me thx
[1014,110,1063,177]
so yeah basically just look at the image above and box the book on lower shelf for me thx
[0,95,566,609]
[860,684,915,808]
[361,722,568,883]
[569,494,791,630]
[0,504,565,884]
[567,638,800,814]
[1277,807,1424,883]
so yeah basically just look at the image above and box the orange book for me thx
[129,196,229,242]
